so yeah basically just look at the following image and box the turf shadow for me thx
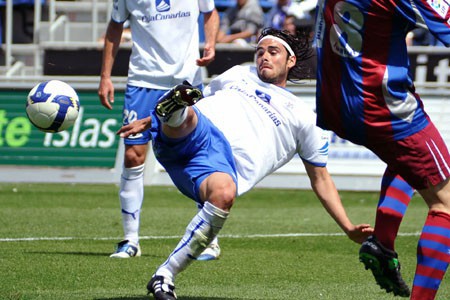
[25,250,162,258]
[95,297,251,300]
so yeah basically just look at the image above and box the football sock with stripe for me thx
[119,163,145,244]
[155,202,228,281]
[197,203,219,246]
[374,170,413,250]
[411,210,450,300]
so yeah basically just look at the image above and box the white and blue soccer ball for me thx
[26,80,80,133]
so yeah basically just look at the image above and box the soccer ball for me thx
[26,80,80,133]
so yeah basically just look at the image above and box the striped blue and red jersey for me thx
[314,0,450,145]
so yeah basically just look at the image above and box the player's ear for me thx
[287,55,296,69]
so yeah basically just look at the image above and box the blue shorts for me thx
[150,107,237,203]
[122,85,167,145]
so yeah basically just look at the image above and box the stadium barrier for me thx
[1,1,449,191]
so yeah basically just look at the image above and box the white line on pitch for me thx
[0,232,421,242]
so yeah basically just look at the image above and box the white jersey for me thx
[112,0,215,89]
[198,65,329,195]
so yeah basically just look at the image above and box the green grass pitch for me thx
[0,183,448,299]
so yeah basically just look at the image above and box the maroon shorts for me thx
[367,123,450,190]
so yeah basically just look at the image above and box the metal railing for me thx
[1,0,110,76]
[47,0,110,42]
[49,14,69,41]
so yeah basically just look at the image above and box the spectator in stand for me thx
[282,14,314,40]
[265,0,292,30]
[267,0,317,37]
[281,15,316,79]
[217,0,264,45]
[290,0,317,26]
[281,13,298,35]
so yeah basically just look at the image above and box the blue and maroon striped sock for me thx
[411,210,450,300]
[374,170,414,250]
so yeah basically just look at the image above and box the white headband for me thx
[258,35,295,57]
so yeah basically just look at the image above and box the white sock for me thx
[197,204,219,246]
[159,108,188,127]
[119,163,145,245]
[155,202,228,281]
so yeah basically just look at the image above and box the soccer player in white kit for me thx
[98,0,220,259]
[118,28,373,300]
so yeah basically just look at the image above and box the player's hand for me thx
[196,45,215,66]
[346,223,374,244]
[116,117,152,138]
[98,77,114,110]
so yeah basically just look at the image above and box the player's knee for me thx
[209,182,235,211]
[200,172,236,210]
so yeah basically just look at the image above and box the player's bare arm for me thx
[304,162,374,244]
[197,9,219,66]
[98,21,123,110]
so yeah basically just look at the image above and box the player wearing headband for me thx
[119,29,372,300]
[118,28,374,300]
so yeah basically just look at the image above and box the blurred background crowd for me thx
[0,0,445,75]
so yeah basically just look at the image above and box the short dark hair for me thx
[257,27,314,82]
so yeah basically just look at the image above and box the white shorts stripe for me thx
[427,139,450,180]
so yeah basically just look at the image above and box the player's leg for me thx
[111,86,164,258]
[364,122,450,299]
[197,199,222,261]
[110,144,147,258]
[152,199,230,276]
[156,83,222,260]
[157,173,235,278]
[359,169,413,296]
[374,169,414,250]
[148,173,235,300]
[147,109,237,299]
[406,123,450,300]
[412,178,450,300]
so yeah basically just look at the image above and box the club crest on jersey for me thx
[255,89,271,103]
[156,0,170,12]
